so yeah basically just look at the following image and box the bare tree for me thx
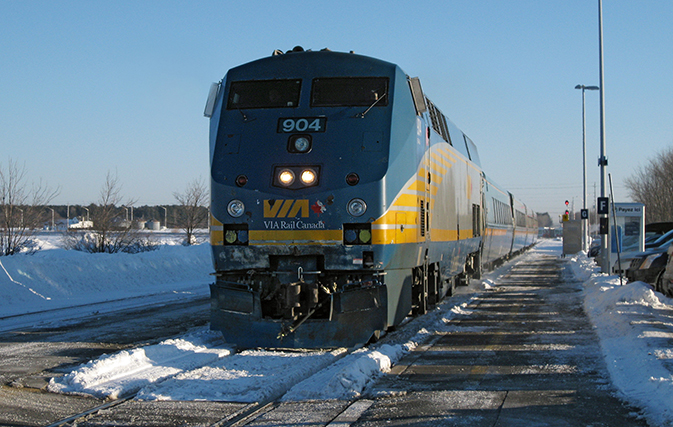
[64,171,155,253]
[0,159,59,256]
[624,146,673,223]
[173,178,209,245]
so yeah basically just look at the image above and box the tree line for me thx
[1,160,208,256]
[625,146,673,224]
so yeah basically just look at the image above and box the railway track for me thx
[37,286,478,426]
[43,345,362,427]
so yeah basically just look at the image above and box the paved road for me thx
[358,254,647,426]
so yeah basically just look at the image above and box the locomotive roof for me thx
[225,48,399,80]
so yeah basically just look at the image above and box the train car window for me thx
[311,77,388,107]
[227,79,301,109]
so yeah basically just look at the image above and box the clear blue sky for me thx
[2,1,671,222]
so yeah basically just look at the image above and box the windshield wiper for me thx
[355,92,387,118]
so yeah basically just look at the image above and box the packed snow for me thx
[1,235,672,425]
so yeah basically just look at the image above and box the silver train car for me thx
[205,47,537,349]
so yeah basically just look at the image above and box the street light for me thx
[575,84,599,252]
[598,0,609,273]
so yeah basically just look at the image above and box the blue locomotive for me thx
[204,47,537,349]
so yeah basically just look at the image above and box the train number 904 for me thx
[278,117,326,133]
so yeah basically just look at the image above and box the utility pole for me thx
[598,0,610,273]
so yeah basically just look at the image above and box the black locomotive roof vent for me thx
[272,46,306,56]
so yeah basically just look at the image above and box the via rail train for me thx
[204,47,537,349]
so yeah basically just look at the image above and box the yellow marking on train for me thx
[287,199,309,217]
[263,199,309,218]
[407,179,425,193]
[210,214,223,226]
[210,215,224,245]
[394,193,420,207]
[485,228,509,236]
[278,200,294,217]
[437,147,459,163]
[249,229,342,244]
[431,151,454,169]
[431,229,459,241]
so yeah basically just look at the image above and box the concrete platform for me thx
[358,255,648,426]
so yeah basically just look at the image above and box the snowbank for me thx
[48,329,230,399]
[0,242,212,318]
[566,249,673,426]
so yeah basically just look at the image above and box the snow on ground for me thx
[0,231,211,321]
[3,236,673,425]
[566,247,673,426]
[48,329,231,400]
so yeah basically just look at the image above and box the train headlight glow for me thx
[278,169,295,186]
[300,169,317,185]
[347,198,367,217]
[227,200,245,217]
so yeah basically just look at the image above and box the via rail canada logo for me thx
[263,199,326,230]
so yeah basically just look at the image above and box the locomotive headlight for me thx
[278,169,295,186]
[300,169,317,185]
[347,198,367,217]
[227,199,245,218]
[294,137,310,152]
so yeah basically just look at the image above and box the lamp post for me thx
[575,84,599,252]
[598,0,610,273]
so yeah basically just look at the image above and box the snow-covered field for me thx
[0,232,211,324]
[2,236,672,425]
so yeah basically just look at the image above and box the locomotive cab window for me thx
[311,77,389,107]
[227,79,301,109]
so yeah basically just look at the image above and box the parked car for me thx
[626,242,671,289]
[645,228,673,250]
[645,221,673,238]
[616,229,673,274]
[658,245,673,298]
[588,237,601,258]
